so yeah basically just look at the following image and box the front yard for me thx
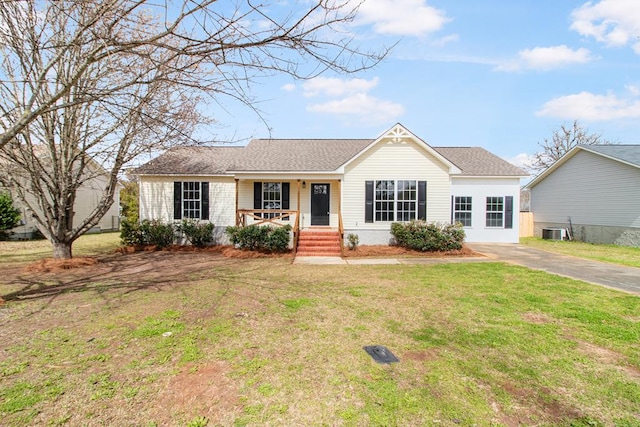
[0,235,639,426]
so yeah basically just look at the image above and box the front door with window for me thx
[310,183,330,226]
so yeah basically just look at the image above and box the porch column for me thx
[235,178,239,226]
[297,179,301,225]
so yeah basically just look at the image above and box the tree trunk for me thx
[52,241,73,259]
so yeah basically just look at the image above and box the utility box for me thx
[542,228,565,240]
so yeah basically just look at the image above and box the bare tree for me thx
[528,120,614,174]
[0,0,387,258]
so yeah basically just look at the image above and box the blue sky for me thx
[211,0,640,170]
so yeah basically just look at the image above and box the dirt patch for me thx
[152,362,240,424]
[522,312,553,324]
[403,349,439,362]
[575,340,640,380]
[501,382,584,424]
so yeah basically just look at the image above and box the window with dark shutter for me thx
[417,181,427,221]
[173,182,182,220]
[505,196,513,229]
[365,181,374,223]
[201,182,209,220]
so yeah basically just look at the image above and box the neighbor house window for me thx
[485,196,504,227]
[366,180,426,223]
[173,181,209,220]
[454,196,472,227]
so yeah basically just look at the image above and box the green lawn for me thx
[521,237,640,268]
[0,232,121,265]
[1,236,639,426]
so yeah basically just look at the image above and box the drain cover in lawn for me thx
[363,345,399,364]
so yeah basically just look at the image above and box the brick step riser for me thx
[298,241,341,246]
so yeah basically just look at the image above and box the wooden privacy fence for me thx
[519,212,534,238]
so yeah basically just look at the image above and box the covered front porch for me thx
[233,177,344,255]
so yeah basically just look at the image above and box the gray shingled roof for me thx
[231,139,373,171]
[135,140,527,176]
[582,144,640,168]
[433,147,528,176]
[135,146,244,175]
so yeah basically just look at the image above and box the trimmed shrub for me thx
[178,219,215,247]
[226,224,291,252]
[120,219,175,248]
[391,220,465,252]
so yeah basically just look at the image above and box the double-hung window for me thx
[485,196,504,227]
[454,196,472,227]
[173,181,209,220]
[253,182,290,220]
[366,180,426,223]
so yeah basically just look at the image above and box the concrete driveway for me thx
[467,243,640,295]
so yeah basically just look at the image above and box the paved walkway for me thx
[294,244,640,295]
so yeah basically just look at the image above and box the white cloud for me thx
[308,93,405,124]
[356,0,450,36]
[302,76,380,97]
[536,90,640,120]
[496,45,593,72]
[571,0,640,53]
[281,83,296,92]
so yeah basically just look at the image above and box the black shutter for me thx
[201,182,209,220]
[282,182,290,220]
[365,181,374,223]
[505,196,513,229]
[451,195,454,224]
[173,182,182,220]
[254,182,262,219]
[417,181,427,221]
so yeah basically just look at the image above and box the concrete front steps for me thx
[296,229,342,256]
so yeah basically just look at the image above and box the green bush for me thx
[391,220,465,252]
[178,219,215,247]
[120,219,175,248]
[0,191,21,240]
[226,224,291,252]
[347,233,359,250]
[120,218,145,246]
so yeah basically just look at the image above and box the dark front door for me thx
[310,183,330,226]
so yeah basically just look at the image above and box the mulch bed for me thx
[21,244,478,273]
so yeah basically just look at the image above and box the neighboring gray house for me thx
[136,124,527,251]
[526,144,640,246]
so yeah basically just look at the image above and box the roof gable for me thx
[527,144,640,188]
[340,123,461,174]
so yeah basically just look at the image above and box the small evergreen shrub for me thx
[226,224,291,252]
[347,233,359,250]
[178,219,215,247]
[0,191,21,240]
[391,220,465,252]
[141,220,175,248]
[120,219,175,248]
[120,218,145,246]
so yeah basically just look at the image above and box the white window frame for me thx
[454,196,472,227]
[182,181,201,219]
[374,179,418,222]
[485,196,504,228]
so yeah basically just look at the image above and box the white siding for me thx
[342,138,451,231]
[451,177,521,243]
[140,176,236,226]
[531,150,640,228]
